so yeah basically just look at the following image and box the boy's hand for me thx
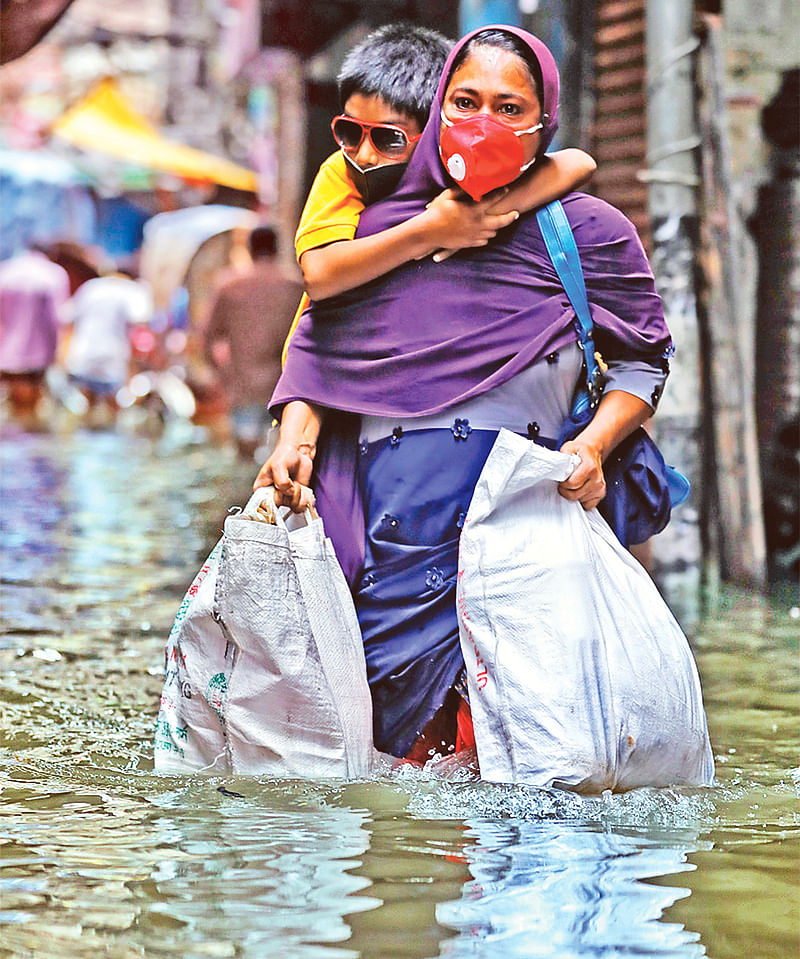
[254,441,315,512]
[422,188,519,262]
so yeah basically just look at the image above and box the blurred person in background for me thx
[203,225,302,460]
[62,268,153,427]
[0,245,71,425]
[44,241,100,295]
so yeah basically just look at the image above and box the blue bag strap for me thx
[536,201,690,511]
[535,200,597,395]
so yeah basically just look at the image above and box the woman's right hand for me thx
[253,441,316,511]
[422,188,519,262]
[253,400,322,512]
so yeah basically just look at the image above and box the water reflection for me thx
[145,786,378,958]
[436,819,707,957]
[2,774,378,958]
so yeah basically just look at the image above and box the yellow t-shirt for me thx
[282,151,363,364]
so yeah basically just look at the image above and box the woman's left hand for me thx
[557,438,606,510]
[558,391,653,510]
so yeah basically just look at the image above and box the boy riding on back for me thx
[261,22,596,506]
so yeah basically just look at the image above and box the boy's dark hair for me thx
[248,225,277,259]
[338,22,452,129]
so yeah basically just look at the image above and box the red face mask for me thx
[439,112,544,201]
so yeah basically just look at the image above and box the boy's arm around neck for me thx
[299,195,520,301]
[428,148,596,263]
[487,148,596,216]
[299,148,595,300]
[300,215,443,301]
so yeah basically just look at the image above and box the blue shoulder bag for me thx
[535,200,690,546]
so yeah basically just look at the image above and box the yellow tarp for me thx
[51,77,258,192]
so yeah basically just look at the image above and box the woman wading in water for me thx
[258,25,671,764]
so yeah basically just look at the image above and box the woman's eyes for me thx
[451,97,522,117]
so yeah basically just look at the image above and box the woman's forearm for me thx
[277,399,323,456]
[577,390,652,460]
[558,390,653,510]
[253,400,323,507]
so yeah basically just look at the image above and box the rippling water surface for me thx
[1,423,797,958]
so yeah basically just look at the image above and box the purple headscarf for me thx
[351,23,561,235]
[272,25,670,582]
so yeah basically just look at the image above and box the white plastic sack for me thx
[154,487,376,778]
[457,429,714,793]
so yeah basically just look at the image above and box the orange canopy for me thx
[51,77,258,192]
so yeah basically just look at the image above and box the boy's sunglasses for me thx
[331,115,421,159]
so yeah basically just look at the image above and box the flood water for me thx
[1,422,797,959]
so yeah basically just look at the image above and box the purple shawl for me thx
[272,25,671,583]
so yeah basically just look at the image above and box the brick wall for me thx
[590,0,650,249]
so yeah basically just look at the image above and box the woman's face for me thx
[441,44,542,168]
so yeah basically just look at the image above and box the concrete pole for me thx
[644,1,704,628]
[275,49,306,272]
[695,16,767,589]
